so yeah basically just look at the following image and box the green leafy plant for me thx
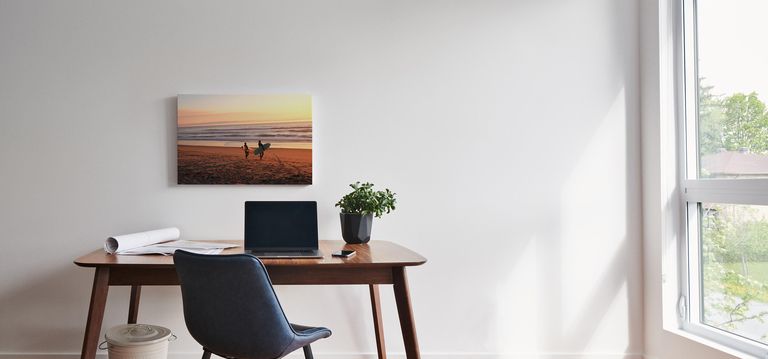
[335,182,396,218]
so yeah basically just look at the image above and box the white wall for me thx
[0,1,643,358]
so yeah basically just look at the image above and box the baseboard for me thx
[0,352,645,359]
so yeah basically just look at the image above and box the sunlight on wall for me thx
[561,88,630,350]
[492,88,636,354]
[585,281,632,351]
[495,236,541,353]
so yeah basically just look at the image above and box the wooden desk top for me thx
[74,240,426,269]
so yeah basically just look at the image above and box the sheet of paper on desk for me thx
[118,240,239,255]
[117,246,224,256]
[153,240,239,250]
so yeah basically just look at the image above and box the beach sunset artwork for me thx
[177,94,312,184]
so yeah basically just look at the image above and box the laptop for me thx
[244,201,323,258]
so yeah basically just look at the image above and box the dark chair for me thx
[174,250,332,359]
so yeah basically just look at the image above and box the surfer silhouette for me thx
[257,140,266,160]
[241,142,250,159]
[254,140,271,160]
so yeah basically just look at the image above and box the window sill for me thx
[664,326,760,359]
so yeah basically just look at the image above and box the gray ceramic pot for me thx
[340,213,373,244]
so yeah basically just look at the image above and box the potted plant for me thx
[335,182,396,244]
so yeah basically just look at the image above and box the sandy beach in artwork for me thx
[177,145,312,184]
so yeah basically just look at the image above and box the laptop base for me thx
[247,250,322,259]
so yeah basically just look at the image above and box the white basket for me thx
[99,324,175,359]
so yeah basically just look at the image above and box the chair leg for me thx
[303,344,314,359]
[201,348,212,359]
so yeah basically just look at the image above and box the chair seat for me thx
[283,324,332,354]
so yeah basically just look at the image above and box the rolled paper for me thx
[104,227,181,254]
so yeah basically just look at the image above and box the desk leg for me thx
[369,284,387,359]
[80,267,110,359]
[392,267,420,359]
[128,285,141,324]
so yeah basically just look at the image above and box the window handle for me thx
[677,294,688,321]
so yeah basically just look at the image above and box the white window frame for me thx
[676,0,768,356]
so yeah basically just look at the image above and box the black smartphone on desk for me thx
[332,250,356,258]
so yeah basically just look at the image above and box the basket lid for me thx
[105,324,172,346]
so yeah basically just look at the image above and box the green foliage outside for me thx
[722,93,768,153]
[335,182,396,218]
[722,262,768,301]
[702,204,768,331]
[698,80,768,334]
[699,79,768,156]
[698,81,726,156]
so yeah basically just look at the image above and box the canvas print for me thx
[177,94,312,184]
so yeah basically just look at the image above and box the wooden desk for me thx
[74,240,426,359]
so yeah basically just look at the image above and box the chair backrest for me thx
[174,250,295,359]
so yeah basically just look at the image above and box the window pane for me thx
[701,203,768,344]
[697,0,768,178]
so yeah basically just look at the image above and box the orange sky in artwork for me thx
[178,94,312,127]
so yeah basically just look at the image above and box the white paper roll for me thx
[104,227,181,254]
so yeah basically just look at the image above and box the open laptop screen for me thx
[244,201,318,251]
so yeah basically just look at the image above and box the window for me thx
[680,0,768,355]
